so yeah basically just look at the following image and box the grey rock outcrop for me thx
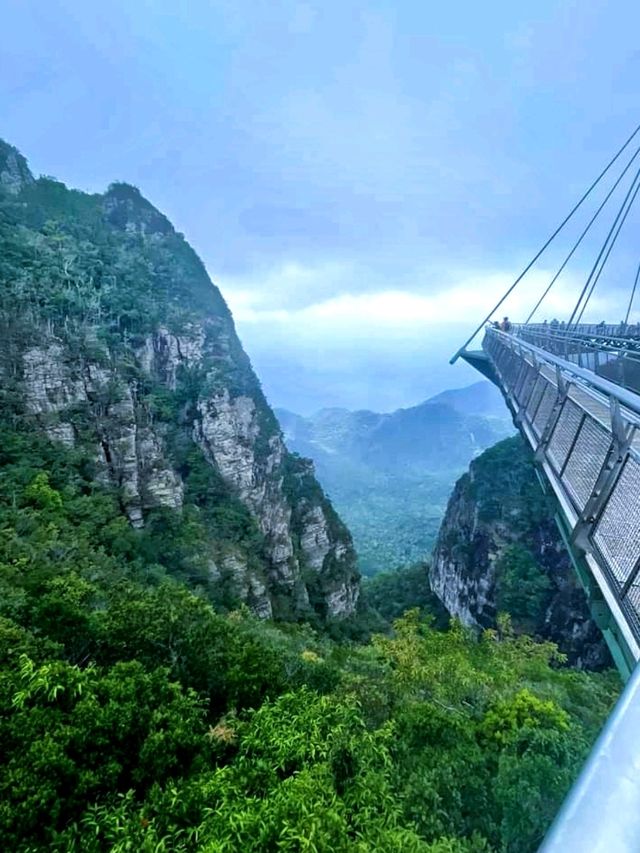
[0,140,34,194]
[2,143,360,622]
[16,318,359,620]
[430,436,610,669]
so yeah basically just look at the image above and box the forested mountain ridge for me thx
[277,383,512,474]
[277,385,513,573]
[431,436,610,669]
[0,139,358,621]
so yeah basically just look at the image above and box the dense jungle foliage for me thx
[444,436,564,633]
[0,417,619,852]
[0,142,620,851]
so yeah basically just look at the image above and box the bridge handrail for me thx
[516,326,640,351]
[523,322,640,339]
[539,659,640,852]
[485,327,640,423]
[513,324,640,358]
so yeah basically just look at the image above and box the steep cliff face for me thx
[0,140,359,621]
[430,436,610,668]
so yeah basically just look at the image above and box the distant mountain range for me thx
[426,381,512,419]
[276,381,514,575]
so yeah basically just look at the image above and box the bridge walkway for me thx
[467,325,640,674]
[462,323,640,850]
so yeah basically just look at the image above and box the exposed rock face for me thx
[0,143,359,622]
[218,552,274,620]
[0,140,34,194]
[194,388,303,602]
[299,505,332,572]
[20,341,184,527]
[430,436,610,669]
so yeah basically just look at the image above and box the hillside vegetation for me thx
[431,437,609,668]
[0,139,359,622]
[0,141,620,852]
[0,345,619,853]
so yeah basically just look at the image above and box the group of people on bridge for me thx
[490,317,640,339]
[491,317,512,332]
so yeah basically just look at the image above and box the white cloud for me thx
[216,259,627,412]
[219,262,617,344]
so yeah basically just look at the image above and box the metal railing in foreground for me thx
[539,659,640,852]
[482,326,640,851]
[510,323,640,395]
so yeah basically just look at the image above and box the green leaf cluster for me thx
[495,546,552,622]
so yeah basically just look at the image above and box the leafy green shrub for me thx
[495,545,552,622]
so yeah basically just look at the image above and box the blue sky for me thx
[3,0,640,411]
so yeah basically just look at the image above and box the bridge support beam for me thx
[459,350,499,385]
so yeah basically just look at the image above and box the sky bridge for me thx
[461,323,640,853]
[466,324,640,675]
[451,122,640,851]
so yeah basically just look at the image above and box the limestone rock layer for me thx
[0,139,359,621]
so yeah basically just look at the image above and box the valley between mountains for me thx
[277,381,514,574]
[0,139,618,853]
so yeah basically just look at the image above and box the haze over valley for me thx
[278,381,514,573]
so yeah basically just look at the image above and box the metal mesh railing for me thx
[483,325,640,646]
[512,323,640,396]
[533,382,557,436]
[547,401,583,473]
[592,455,640,639]
[593,456,640,586]
[527,376,547,420]
[563,417,611,511]
[517,363,538,407]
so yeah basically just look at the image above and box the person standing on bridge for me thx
[500,316,512,332]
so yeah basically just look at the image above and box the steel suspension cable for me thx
[624,261,640,326]
[567,164,640,328]
[526,142,640,323]
[575,177,640,324]
[450,119,640,363]
[574,177,640,325]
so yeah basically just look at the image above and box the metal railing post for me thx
[571,399,633,553]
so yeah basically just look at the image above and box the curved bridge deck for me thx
[468,325,640,673]
[469,324,640,851]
